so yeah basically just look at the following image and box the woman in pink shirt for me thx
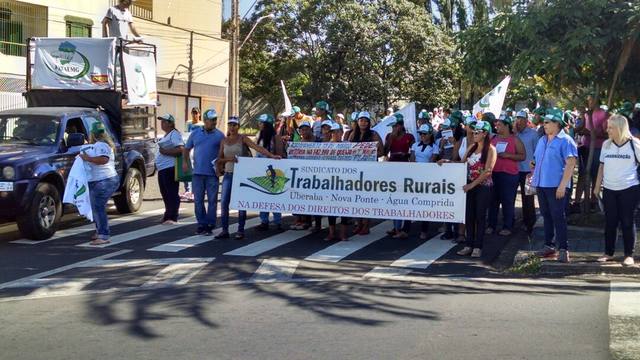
[487,116,525,236]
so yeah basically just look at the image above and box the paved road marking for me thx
[0,250,130,289]
[77,216,197,248]
[609,282,640,359]
[363,233,453,279]
[10,208,174,245]
[304,221,391,263]
[224,218,329,257]
[147,214,261,252]
[142,259,215,287]
[75,257,215,268]
[250,259,300,283]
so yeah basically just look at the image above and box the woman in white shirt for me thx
[593,115,639,266]
[156,114,184,225]
[80,122,120,245]
[410,124,439,239]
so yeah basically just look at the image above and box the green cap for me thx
[544,107,565,126]
[499,115,513,125]
[450,110,464,126]
[315,101,330,113]
[203,109,218,121]
[617,101,634,118]
[90,121,106,135]
[292,106,301,113]
[474,121,491,133]
[258,113,274,123]
[533,106,546,116]
[418,110,431,120]
[387,113,405,127]
[157,114,175,123]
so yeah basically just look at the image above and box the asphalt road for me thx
[0,179,638,359]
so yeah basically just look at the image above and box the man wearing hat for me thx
[182,108,225,235]
[156,114,185,225]
[515,110,540,233]
[313,101,331,139]
[532,107,578,263]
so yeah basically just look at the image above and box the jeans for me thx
[192,174,219,228]
[220,173,246,233]
[260,212,282,225]
[158,168,180,222]
[488,172,519,231]
[393,220,412,232]
[518,172,537,232]
[466,185,492,249]
[89,176,120,239]
[603,185,639,257]
[537,187,570,250]
[183,181,191,193]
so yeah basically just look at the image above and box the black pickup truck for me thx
[0,104,157,239]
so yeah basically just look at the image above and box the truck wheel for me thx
[17,183,62,240]
[114,167,144,214]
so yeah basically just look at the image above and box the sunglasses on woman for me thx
[473,130,485,135]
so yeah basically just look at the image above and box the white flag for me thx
[63,157,93,222]
[280,80,292,115]
[373,102,417,145]
[473,76,511,119]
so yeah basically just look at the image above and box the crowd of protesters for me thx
[136,98,640,266]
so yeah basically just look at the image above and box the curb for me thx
[515,250,640,275]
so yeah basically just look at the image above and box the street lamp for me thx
[239,13,275,50]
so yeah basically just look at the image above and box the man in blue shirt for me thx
[183,109,225,235]
[532,107,578,263]
[515,110,541,233]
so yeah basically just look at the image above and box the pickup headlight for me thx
[2,166,15,180]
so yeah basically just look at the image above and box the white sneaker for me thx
[597,255,611,263]
[457,247,473,256]
[471,248,482,258]
[623,257,635,267]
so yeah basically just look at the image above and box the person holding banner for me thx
[216,117,280,239]
[349,111,384,235]
[487,116,525,236]
[290,119,316,230]
[385,113,415,238]
[313,101,332,139]
[436,114,465,240]
[326,122,350,241]
[532,108,578,263]
[410,123,439,240]
[439,121,497,258]
[183,109,225,236]
[156,114,184,225]
[80,122,120,246]
[255,114,284,231]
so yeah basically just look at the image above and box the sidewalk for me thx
[513,213,640,275]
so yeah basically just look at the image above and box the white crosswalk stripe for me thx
[250,259,300,283]
[304,221,392,263]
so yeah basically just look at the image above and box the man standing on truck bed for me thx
[182,109,225,235]
[102,0,142,40]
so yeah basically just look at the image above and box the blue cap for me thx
[203,109,218,121]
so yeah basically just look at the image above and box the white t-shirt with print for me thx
[104,6,133,40]
[411,142,439,163]
[83,141,117,182]
[156,129,184,171]
[599,139,640,191]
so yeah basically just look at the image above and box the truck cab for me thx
[0,106,156,239]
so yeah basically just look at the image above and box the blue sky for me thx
[222,0,257,20]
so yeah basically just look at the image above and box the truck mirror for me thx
[67,133,86,147]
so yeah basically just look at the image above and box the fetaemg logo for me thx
[45,41,90,79]
[240,165,289,195]
[132,63,148,97]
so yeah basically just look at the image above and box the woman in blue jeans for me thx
[80,122,120,246]
[531,108,578,263]
[255,114,284,231]
[216,116,281,239]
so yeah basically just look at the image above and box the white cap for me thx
[330,122,342,131]
[336,113,345,119]
[387,107,393,112]
[441,118,451,128]
[635,103,640,110]
[298,121,311,128]
[357,111,371,120]
[321,120,333,127]
[516,110,528,118]
[417,124,433,134]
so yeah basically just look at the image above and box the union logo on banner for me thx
[240,165,290,195]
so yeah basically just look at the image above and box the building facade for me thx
[0,0,230,133]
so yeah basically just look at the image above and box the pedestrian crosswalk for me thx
[0,209,468,299]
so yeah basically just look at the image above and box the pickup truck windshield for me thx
[0,115,60,145]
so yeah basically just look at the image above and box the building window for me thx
[109,0,152,20]
[0,0,47,57]
[65,16,93,37]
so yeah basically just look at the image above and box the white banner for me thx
[473,76,511,119]
[32,38,115,90]
[287,142,378,161]
[281,80,292,115]
[231,158,467,223]
[373,102,417,144]
[123,51,158,106]
[63,157,93,222]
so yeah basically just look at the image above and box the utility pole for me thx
[188,30,193,98]
[227,0,240,117]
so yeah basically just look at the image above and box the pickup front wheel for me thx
[17,183,62,240]
[114,167,144,214]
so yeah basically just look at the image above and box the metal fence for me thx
[0,0,48,57]
[0,92,27,111]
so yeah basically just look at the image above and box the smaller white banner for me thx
[63,157,93,222]
[373,102,417,144]
[287,142,378,161]
[473,76,511,119]
[231,158,467,223]
[32,38,115,90]
[123,52,158,106]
